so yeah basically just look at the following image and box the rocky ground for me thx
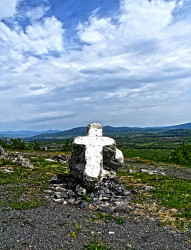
[0,156,191,249]
[122,158,191,181]
[0,204,191,250]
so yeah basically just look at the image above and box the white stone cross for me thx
[74,123,115,180]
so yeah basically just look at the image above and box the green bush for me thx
[170,143,191,166]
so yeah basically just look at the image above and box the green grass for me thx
[68,220,83,239]
[0,154,69,210]
[118,171,191,229]
[84,239,110,250]
[93,213,124,224]
[120,148,172,163]
[82,194,92,202]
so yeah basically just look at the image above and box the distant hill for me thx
[2,122,191,140]
[0,130,61,139]
[30,126,162,140]
[166,122,191,130]
[29,122,191,140]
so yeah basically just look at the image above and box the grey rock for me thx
[80,202,89,209]
[76,185,86,196]
[67,190,75,198]
[44,190,52,194]
[52,154,68,163]
[60,192,68,198]
[50,179,62,184]
[114,206,127,213]
[55,187,66,192]
[102,197,109,201]
[54,199,64,203]
[123,190,130,196]
[67,198,76,204]
[54,192,62,199]
[98,206,109,213]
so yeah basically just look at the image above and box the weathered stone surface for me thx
[69,123,124,188]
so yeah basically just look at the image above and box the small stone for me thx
[80,202,89,209]
[144,186,155,191]
[67,190,75,198]
[102,196,109,201]
[88,204,95,210]
[50,179,62,184]
[140,169,148,173]
[54,199,63,203]
[94,200,102,205]
[45,159,56,162]
[113,201,123,206]
[60,192,68,198]
[160,172,166,176]
[109,197,115,202]
[53,183,64,187]
[44,190,52,194]
[67,198,75,204]
[55,187,66,192]
[54,192,62,199]
[76,185,86,196]
[122,190,130,196]
[105,189,111,194]
[114,206,127,213]
[109,231,115,235]
[98,206,109,213]
[74,200,81,205]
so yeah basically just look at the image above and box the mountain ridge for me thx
[28,122,191,140]
[1,122,191,139]
[0,130,61,138]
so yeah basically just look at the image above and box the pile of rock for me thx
[52,154,68,164]
[45,155,68,164]
[44,175,131,212]
[12,152,34,169]
[44,123,131,212]
[0,146,12,160]
[0,146,34,170]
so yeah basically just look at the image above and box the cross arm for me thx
[73,136,87,146]
[101,137,115,146]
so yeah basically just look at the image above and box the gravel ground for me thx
[0,204,191,250]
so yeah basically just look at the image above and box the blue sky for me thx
[0,0,191,131]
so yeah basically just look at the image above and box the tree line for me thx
[0,138,41,150]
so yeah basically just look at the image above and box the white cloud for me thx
[0,16,64,55]
[26,6,49,22]
[1,0,191,129]
[0,0,19,20]
[78,0,175,54]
